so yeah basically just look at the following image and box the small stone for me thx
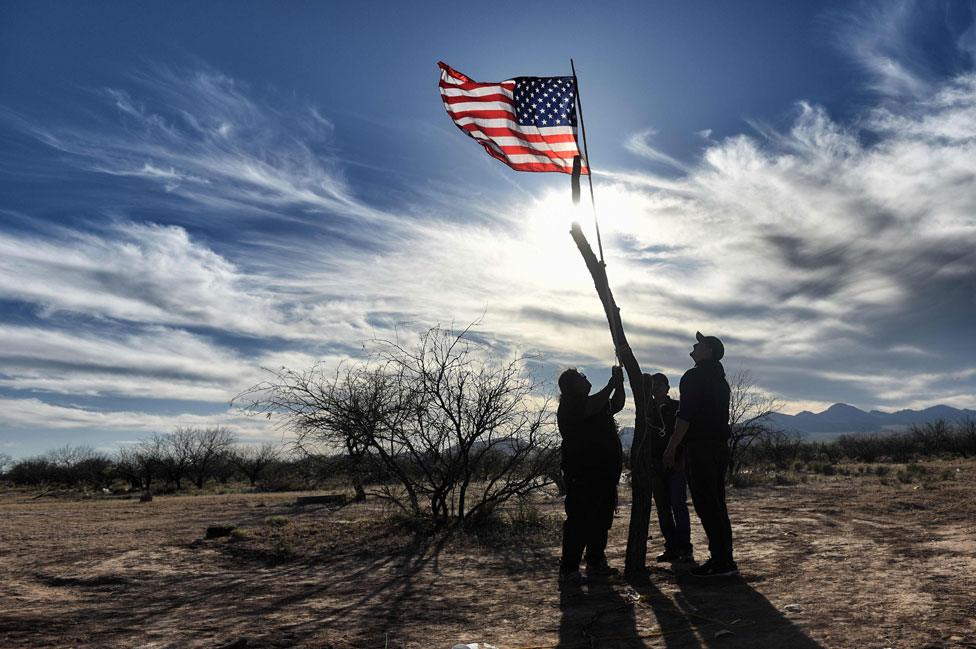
[205,525,236,539]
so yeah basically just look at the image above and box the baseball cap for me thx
[695,331,725,361]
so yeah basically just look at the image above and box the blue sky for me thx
[1,0,975,457]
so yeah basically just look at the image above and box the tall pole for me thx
[570,58,604,264]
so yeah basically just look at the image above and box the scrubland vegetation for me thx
[3,418,973,509]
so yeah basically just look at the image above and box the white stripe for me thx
[446,101,514,113]
[491,137,578,151]
[506,153,575,166]
[452,116,577,135]
[440,85,513,98]
[440,70,465,85]
[462,128,576,162]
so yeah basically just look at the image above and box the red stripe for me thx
[498,146,579,159]
[441,93,514,105]
[486,149,586,174]
[439,80,515,92]
[446,109,515,120]
[458,122,577,143]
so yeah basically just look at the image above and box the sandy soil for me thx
[1,462,975,649]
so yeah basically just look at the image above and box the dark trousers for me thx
[560,478,616,572]
[651,460,692,554]
[686,439,733,564]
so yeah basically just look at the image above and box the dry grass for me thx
[1,461,975,647]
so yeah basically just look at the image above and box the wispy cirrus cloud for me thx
[0,397,277,439]
[604,70,975,409]
[3,7,976,459]
[13,64,392,228]
[831,0,975,99]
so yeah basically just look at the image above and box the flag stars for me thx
[513,76,578,127]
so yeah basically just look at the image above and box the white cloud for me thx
[3,56,976,443]
[24,66,392,227]
[624,128,691,172]
[833,0,932,98]
[0,397,279,440]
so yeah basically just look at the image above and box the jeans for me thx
[686,439,734,564]
[560,477,617,572]
[651,461,692,554]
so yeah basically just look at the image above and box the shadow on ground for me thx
[555,563,823,649]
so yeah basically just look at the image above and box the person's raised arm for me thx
[609,365,625,414]
[584,366,624,417]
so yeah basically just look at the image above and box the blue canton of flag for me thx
[514,77,578,128]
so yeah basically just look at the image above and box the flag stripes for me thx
[438,62,588,175]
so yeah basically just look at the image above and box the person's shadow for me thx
[557,567,703,649]
[557,563,823,648]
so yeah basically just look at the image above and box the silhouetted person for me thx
[557,365,625,585]
[647,372,693,563]
[663,332,735,578]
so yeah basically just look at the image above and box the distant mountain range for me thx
[767,403,976,438]
[619,403,975,446]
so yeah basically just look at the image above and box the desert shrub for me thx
[875,465,890,477]
[905,462,927,476]
[237,326,560,525]
[265,515,292,527]
[773,472,798,486]
[6,457,58,486]
[731,470,765,488]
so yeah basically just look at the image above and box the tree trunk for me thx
[569,223,653,576]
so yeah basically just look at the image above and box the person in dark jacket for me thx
[647,372,693,563]
[663,332,736,577]
[557,365,625,583]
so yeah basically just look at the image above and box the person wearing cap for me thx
[557,365,625,585]
[646,372,694,564]
[663,332,736,577]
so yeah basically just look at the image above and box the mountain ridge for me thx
[618,403,975,447]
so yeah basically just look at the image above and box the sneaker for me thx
[690,560,738,578]
[585,560,619,576]
[676,552,696,564]
[656,550,678,563]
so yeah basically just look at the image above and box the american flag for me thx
[438,62,589,175]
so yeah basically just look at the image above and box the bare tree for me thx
[156,430,194,491]
[186,427,236,489]
[238,326,560,524]
[45,445,111,487]
[229,443,281,487]
[727,369,783,482]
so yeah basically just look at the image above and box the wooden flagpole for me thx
[567,63,654,574]
[570,58,604,264]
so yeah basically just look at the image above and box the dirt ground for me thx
[2,461,975,649]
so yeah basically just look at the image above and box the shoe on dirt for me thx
[676,553,695,564]
[558,570,583,587]
[690,560,738,578]
[585,560,619,576]
[655,550,678,563]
